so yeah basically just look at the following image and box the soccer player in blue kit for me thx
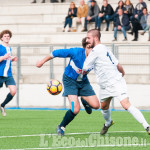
[36,38,100,135]
[0,30,18,116]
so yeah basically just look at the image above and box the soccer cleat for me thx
[57,125,65,136]
[0,106,6,116]
[81,98,92,114]
[146,126,150,135]
[100,120,114,135]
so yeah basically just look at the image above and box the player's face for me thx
[1,34,10,43]
[86,33,95,48]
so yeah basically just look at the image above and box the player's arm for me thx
[0,53,11,62]
[36,54,53,68]
[36,48,74,68]
[117,63,125,76]
[108,51,125,76]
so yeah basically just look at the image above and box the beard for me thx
[88,40,95,48]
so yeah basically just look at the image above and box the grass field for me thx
[0,109,150,150]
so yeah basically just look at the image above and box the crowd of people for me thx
[63,0,150,41]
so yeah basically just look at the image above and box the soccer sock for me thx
[59,109,76,128]
[127,105,149,129]
[81,98,92,108]
[1,93,13,108]
[101,109,111,127]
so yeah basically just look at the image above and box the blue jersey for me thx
[0,44,12,77]
[52,47,88,81]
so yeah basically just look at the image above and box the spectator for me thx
[31,0,58,3]
[140,7,148,30]
[72,0,88,32]
[132,0,147,21]
[113,9,131,41]
[129,0,147,41]
[31,0,44,3]
[140,8,150,41]
[112,0,126,28]
[63,2,77,32]
[82,0,100,32]
[124,0,134,20]
[97,0,114,31]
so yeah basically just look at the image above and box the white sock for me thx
[101,109,111,127]
[127,105,149,129]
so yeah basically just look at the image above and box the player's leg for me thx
[100,97,114,135]
[81,95,99,114]
[1,77,16,116]
[81,95,99,109]
[79,78,99,114]
[57,95,80,135]
[120,97,150,134]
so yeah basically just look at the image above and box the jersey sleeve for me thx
[83,49,97,71]
[0,49,3,56]
[51,48,75,58]
[108,50,119,65]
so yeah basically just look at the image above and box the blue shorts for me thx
[0,76,16,88]
[62,74,95,97]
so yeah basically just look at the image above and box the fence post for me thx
[64,44,67,108]
[16,45,21,108]
[49,46,54,79]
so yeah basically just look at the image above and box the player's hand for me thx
[36,61,43,68]
[4,53,11,60]
[12,56,18,62]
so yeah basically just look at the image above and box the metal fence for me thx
[11,44,150,109]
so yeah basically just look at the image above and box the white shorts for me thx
[99,77,128,102]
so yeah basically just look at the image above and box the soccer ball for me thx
[47,79,63,95]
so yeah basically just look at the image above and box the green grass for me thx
[0,110,150,150]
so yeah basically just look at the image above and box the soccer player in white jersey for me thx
[0,30,18,116]
[83,29,150,135]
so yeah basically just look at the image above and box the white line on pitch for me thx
[0,131,146,139]
[1,143,150,150]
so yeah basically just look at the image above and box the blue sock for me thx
[59,109,76,127]
[1,93,13,107]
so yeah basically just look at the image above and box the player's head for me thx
[86,29,101,48]
[0,30,12,43]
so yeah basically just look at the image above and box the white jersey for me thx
[83,44,122,88]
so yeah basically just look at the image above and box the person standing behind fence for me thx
[62,2,77,32]
[0,30,18,116]
[71,0,88,32]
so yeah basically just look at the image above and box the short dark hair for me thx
[0,30,12,39]
[91,0,96,3]
[142,7,147,11]
[87,29,101,40]
[82,37,88,48]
